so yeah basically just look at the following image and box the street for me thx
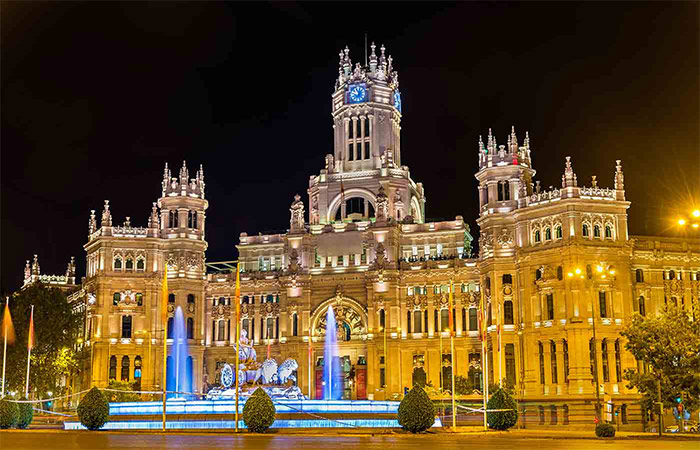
[0,431,697,450]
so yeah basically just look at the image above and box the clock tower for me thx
[330,43,402,172]
[307,43,425,225]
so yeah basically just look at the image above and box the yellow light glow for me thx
[609,270,615,275]
[601,275,607,279]
[693,223,699,229]
[678,219,686,226]
[567,272,574,278]
[575,268,581,275]
[597,265,603,272]
[693,210,700,218]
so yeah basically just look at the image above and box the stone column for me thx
[455,305,463,336]
[427,305,435,337]
[556,339,566,395]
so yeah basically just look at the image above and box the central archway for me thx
[326,187,377,223]
[311,295,367,341]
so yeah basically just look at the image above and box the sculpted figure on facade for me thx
[290,194,305,232]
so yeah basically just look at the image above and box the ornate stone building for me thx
[61,44,699,428]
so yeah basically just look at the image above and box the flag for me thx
[27,306,35,350]
[161,265,168,327]
[1,300,15,345]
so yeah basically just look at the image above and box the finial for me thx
[370,42,376,56]
[591,175,598,188]
[615,160,624,190]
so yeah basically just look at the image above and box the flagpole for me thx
[25,305,34,398]
[449,281,456,430]
[1,297,8,398]
[162,264,168,432]
[234,264,241,433]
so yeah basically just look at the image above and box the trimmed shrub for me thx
[486,387,518,430]
[595,423,616,438]
[398,385,435,433]
[77,387,109,430]
[0,398,19,429]
[16,398,34,429]
[242,388,275,433]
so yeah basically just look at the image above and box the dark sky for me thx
[2,2,699,293]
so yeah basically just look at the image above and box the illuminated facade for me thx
[62,44,700,428]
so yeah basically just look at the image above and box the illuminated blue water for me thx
[323,305,342,400]
[166,306,191,397]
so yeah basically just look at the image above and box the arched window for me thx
[503,300,514,325]
[593,225,601,238]
[134,355,142,383]
[266,294,274,303]
[638,296,646,316]
[669,270,676,280]
[534,229,541,243]
[168,294,175,303]
[605,225,613,238]
[555,225,563,239]
[550,405,558,425]
[635,269,644,283]
[242,296,249,304]
[121,356,130,381]
[469,308,478,331]
[136,258,145,271]
[187,317,194,339]
[563,405,570,425]
[113,292,120,306]
[582,224,590,237]
[545,228,552,241]
[109,355,117,380]
[125,258,134,270]
[135,292,142,306]
[114,257,122,270]
[167,317,173,338]
[188,210,197,229]
[187,294,195,305]
[121,315,132,338]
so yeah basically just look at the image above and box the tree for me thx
[0,284,82,398]
[486,387,518,430]
[454,375,471,395]
[397,385,435,433]
[621,305,700,413]
[77,387,109,430]
[242,388,275,433]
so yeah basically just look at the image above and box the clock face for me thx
[348,84,367,103]
[221,363,233,388]
[393,91,402,112]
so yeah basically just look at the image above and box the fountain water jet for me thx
[323,305,342,400]
[166,306,192,397]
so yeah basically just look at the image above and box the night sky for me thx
[2,2,698,293]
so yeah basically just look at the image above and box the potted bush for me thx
[486,387,518,430]
[595,422,616,438]
[398,385,435,433]
[0,398,19,429]
[242,388,275,433]
[16,398,34,429]
[77,387,110,430]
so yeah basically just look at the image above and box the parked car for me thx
[664,421,699,433]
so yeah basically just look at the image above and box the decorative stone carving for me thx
[213,303,231,320]
[375,186,389,221]
[497,228,514,249]
[290,194,305,231]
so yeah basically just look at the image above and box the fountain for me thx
[323,305,342,400]
[166,306,192,397]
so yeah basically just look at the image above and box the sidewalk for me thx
[442,427,700,440]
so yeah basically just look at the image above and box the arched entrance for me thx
[311,291,368,399]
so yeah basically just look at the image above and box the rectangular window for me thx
[292,314,298,337]
[602,340,610,382]
[424,244,430,257]
[440,309,449,332]
[413,310,422,333]
[364,141,370,159]
[356,145,361,161]
[598,291,607,318]
[121,315,132,339]
[614,340,622,382]
[348,143,354,161]
[379,367,386,388]
[546,294,554,321]
[539,342,545,384]
[550,341,558,384]
[563,340,570,383]
[461,308,466,332]
[505,344,516,386]
[469,308,478,331]
[364,117,370,137]
[348,121,353,139]
[436,243,443,256]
